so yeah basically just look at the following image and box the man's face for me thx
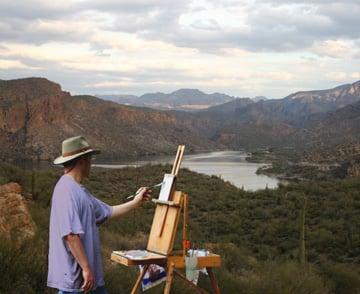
[81,154,92,178]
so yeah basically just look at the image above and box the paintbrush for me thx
[126,182,163,199]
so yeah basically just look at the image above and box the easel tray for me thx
[111,250,167,266]
[111,250,221,269]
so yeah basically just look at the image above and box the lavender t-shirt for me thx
[47,174,113,292]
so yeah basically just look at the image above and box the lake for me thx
[93,151,279,191]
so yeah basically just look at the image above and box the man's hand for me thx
[110,187,152,219]
[64,234,94,292]
[133,187,152,206]
[81,266,95,293]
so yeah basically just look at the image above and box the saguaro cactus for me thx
[299,196,307,265]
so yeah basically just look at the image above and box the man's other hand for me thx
[81,266,95,293]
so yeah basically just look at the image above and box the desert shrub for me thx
[232,261,329,294]
[322,263,360,294]
[0,234,51,293]
[0,163,359,293]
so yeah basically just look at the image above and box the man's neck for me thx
[65,170,83,184]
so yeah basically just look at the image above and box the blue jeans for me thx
[58,285,108,294]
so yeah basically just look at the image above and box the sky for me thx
[0,0,359,98]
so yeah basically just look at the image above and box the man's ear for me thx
[78,156,86,165]
[80,155,91,165]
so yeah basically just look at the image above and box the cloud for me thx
[0,0,77,19]
[85,79,135,89]
[0,0,359,98]
[311,39,358,58]
[115,0,358,55]
[0,18,96,45]
[350,72,360,80]
[85,0,188,13]
[0,59,39,69]
[190,18,221,31]
[325,71,360,82]
[1,0,360,52]
[325,72,348,82]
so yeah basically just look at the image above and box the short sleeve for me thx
[53,188,85,238]
[91,196,113,226]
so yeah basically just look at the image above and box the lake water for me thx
[93,151,279,191]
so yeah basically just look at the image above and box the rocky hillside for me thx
[298,101,360,163]
[0,78,221,160]
[228,81,358,127]
[1,77,360,160]
[201,97,254,115]
[198,80,360,150]
[304,100,360,147]
[286,81,360,106]
[0,182,36,244]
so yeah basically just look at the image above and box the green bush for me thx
[322,263,360,294]
[0,163,359,293]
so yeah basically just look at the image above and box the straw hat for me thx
[53,136,100,165]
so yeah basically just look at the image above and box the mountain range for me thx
[202,81,360,127]
[197,80,360,150]
[0,78,220,160]
[0,77,359,161]
[99,89,251,111]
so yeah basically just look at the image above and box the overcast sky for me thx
[0,0,359,98]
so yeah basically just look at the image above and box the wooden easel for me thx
[110,146,221,293]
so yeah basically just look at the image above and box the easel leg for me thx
[173,270,208,294]
[164,262,175,294]
[131,264,149,294]
[206,267,220,294]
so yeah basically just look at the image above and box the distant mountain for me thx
[300,104,360,170]
[198,80,360,150]
[59,80,360,153]
[0,78,221,160]
[252,96,268,102]
[98,89,238,111]
[99,94,138,105]
[1,77,360,160]
[286,82,360,104]
[203,80,360,127]
[202,98,254,115]
[304,100,360,148]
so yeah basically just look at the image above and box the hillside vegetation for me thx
[0,163,359,293]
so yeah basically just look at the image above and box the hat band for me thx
[63,146,91,157]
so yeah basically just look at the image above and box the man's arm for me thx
[110,187,151,219]
[65,234,95,292]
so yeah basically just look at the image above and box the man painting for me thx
[47,136,152,293]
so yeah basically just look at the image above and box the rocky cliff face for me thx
[0,78,220,160]
[0,182,36,244]
[0,78,67,133]
[0,78,69,159]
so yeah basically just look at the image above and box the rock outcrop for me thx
[0,182,36,243]
[346,157,360,178]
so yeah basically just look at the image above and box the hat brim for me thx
[53,149,100,165]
